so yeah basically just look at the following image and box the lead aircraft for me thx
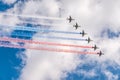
[67,16,74,23]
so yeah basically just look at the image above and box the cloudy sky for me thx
[0,0,120,80]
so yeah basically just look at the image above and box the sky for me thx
[0,0,120,80]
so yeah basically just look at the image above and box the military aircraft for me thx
[92,45,98,50]
[67,16,74,23]
[86,37,93,43]
[73,23,80,29]
[97,51,104,56]
[81,30,87,37]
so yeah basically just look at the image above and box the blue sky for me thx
[0,47,22,80]
[0,0,120,80]
[0,1,21,80]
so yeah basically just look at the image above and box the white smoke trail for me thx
[0,13,66,20]
[19,21,70,27]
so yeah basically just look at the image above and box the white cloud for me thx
[76,69,96,78]
[104,70,118,80]
[19,0,60,16]
[0,13,21,35]
[19,50,80,80]
[1,0,16,5]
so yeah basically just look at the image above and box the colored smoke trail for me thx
[0,37,93,48]
[10,32,87,41]
[0,42,97,54]
[38,36,85,41]
[14,27,81,34]
[0,24,81,35]
[0,13,65,20]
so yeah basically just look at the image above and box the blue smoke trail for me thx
[14,26,82,34]
[10,32,86,41]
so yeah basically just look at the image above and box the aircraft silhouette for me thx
[92,45,98,50]
[73,23,80,29]
[67,16,74,23]
[86,37,93,43]
[81,30,87,37]
[97,51,104,56]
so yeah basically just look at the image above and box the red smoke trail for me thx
[0,43,97,54]
[0,37,93,49]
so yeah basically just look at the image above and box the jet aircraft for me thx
[67,16,74,23]
[97,51,104,56]
[86,37,93,43]
[92,45,98,50]
[81,30,87,37]
[73,23,80,29]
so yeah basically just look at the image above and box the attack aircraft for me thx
[97,51,104,56]
[67,16,74,23]
[92,45,98,50]
[81,30,87,37]
[73,23,80,29]
[86,37,93,43]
